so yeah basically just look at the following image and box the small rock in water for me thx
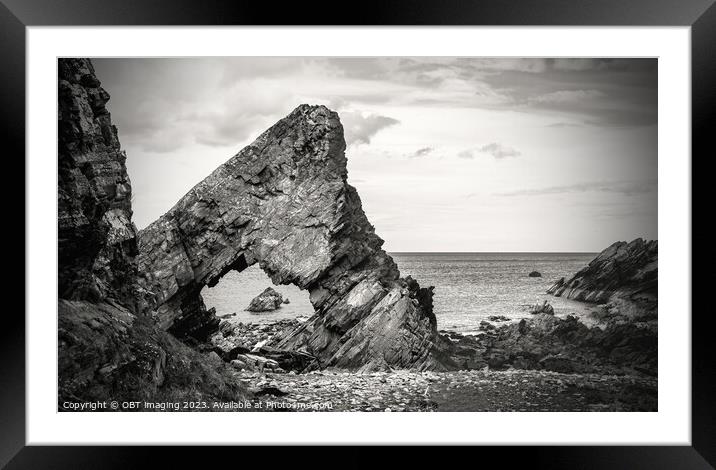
[488,315,511,322]
[529,271,542,277]
[246,287,284,312]
[529,300,554,315]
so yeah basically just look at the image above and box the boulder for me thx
[478,320,497,332]
[528,271,542,277]
[529,300,554,315]
[246,287,284,312]
[254,345,318,372]
[487,315,511,322]
[230,354,282,372]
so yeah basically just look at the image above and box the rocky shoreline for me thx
[237,365,656,412]
[57,58,658,412]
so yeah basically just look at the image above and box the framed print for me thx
[5,0,714,467]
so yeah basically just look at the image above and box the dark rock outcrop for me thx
[443,313,657,376]
[246,287,284,312]
[59,299,250,407]
[529,300,554,315]
[528,271,542,277]
[138,105,452,371]
[547,238,657,305]
[58,58,140,309]
[58,58,250,409]
[487,315,511,322]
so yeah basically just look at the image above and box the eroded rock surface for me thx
[138,105,452,371]
[547,238,657,305]
[59,299,250,407]
[57,58,251,409]
[529,300,554,315]
[444,313,657,376]
[246,287,284,312]
[58,58,139,308]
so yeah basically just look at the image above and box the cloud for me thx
[457,149,477,159]
[407,147,434,158]
[479,143,521,159]
[550,58,608,72]
[458,143,521,160]
[546,122,583,128]
[340,111,400,146]
[496,180,657,197]
[478,59,657,127]
[530,89,605,104]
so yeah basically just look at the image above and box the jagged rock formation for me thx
[138,104,452,371]
[58,59,139,309]
[444,313,657,376]
[58,58,250,408]
[547,238,658,305]
[59,299,250,406]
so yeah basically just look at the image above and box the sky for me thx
[92,57,657,252]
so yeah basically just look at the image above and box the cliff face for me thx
[58,59,139,309]
[547,238,658,305]
[57,59,250,407]
[138,105,451,371]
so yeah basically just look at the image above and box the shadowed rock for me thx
[138,105,453,371]
[57,58,251,407]
[58,58,139,308]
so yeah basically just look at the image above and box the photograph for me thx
[58,56,658,413]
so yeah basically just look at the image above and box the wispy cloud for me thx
[530,89,605,104]
[407,146,434,158]
[480,143,521,159]
[458,143,521,160]
[546,122,583,128]
[340,111,400,146]
[496,180,657,197]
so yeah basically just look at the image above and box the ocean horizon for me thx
[202,251,600,333]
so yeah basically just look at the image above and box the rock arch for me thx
[138,105,452,371]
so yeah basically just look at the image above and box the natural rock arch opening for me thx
[137,105,453,371]
[200,264,314,322]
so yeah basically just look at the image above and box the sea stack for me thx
[137,104,452,371]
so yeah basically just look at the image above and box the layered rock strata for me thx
[138,105,452,371]
[58,58,250,407]
[547,238,658,305]
[58,59,139,308]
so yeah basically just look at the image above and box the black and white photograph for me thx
[58,56,658,413]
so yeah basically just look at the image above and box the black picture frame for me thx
[4,0,713,468]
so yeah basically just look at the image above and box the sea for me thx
[201,252,599,334]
